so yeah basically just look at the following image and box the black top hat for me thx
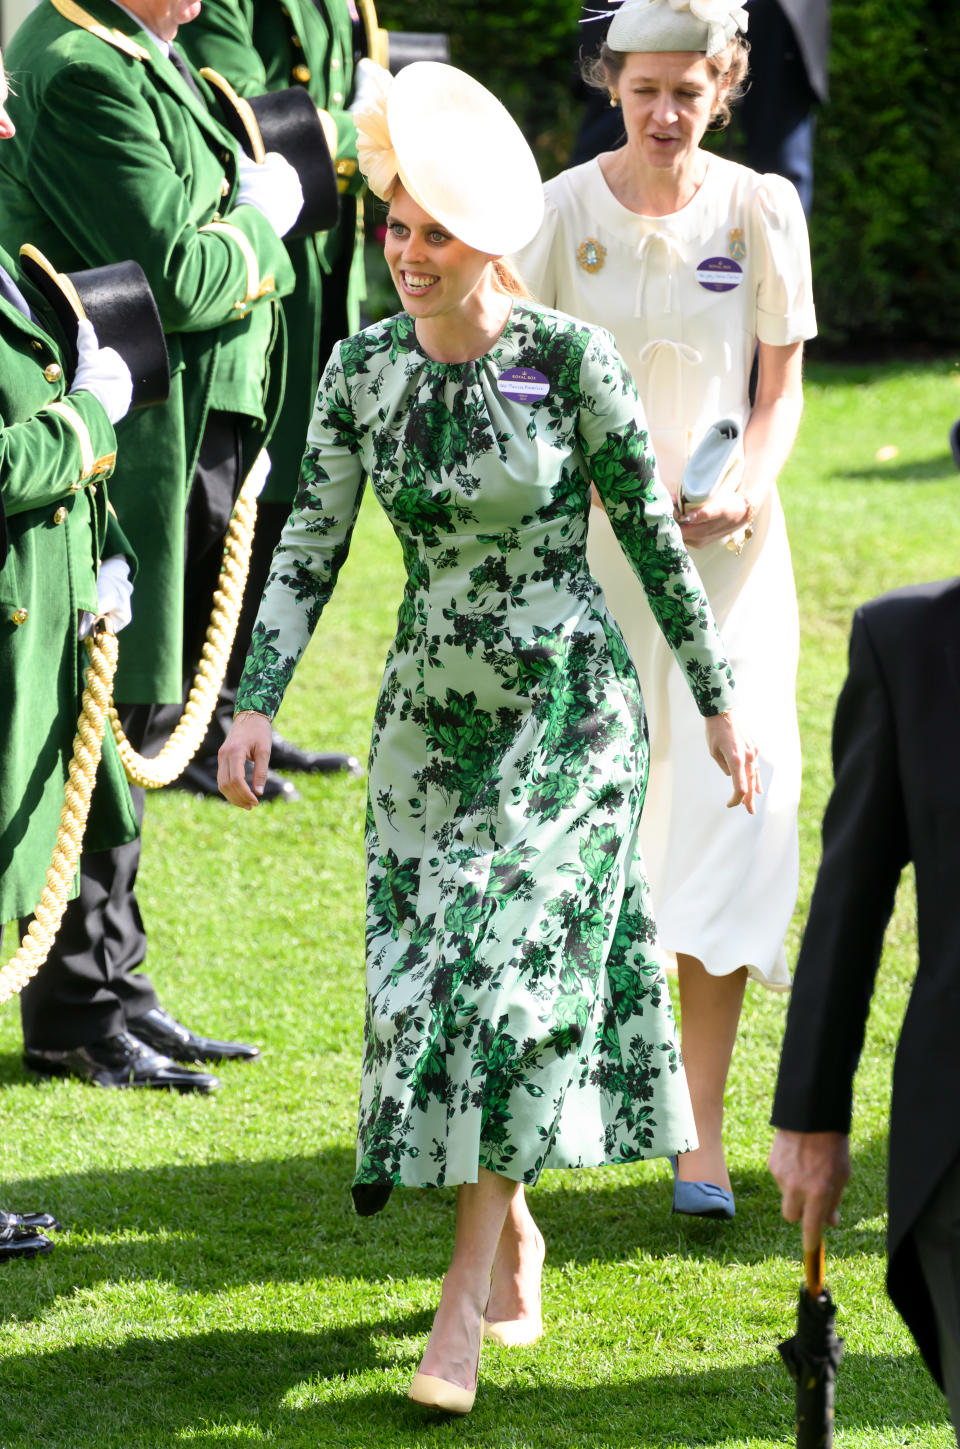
[18,245,170,410]
[352,0,450,75]
[201,69,340,240]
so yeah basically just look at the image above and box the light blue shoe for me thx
[670,1155,735,1220]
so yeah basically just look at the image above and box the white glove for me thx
[235,150,304,238]
[78,554,134,639]
[350,57,391,114]
[245,449,272,499]
[69,317,133,426]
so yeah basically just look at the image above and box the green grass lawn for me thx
[2,359,960,1448]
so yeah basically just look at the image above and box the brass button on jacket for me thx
[292,63,310,82]
[11,607,28,626]
[52,507,67,525]
[43,362,62,383]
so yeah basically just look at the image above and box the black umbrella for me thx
[777,1241,844,1448]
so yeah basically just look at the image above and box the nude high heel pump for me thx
[483,1225,545,1345]
[408,1322,483,1415]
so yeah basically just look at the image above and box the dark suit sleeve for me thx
[772,605,909,1131]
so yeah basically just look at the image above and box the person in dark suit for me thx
[770,578,960,1435]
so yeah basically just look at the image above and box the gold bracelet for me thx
[726,495,757,557]
[234,709,269,724]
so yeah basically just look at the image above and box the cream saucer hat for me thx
[606,0,748,58]
[354,60,544,256]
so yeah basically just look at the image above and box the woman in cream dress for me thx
[515,0,816,1217]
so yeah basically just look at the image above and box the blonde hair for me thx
[583,35,749,129]
[492,258,531,298]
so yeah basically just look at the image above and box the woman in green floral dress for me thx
[219,61,758,1415]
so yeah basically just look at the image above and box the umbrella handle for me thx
[805,1239,825,1298]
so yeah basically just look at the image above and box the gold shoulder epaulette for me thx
[48,0,151,62]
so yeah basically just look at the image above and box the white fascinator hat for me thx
[353,60,544,257]
[606,0,748,58]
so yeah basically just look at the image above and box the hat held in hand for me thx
[201,68,340,239]
[19,245,170,410]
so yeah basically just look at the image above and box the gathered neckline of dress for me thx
[403,304,518,373]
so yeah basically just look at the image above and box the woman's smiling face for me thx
[384,184,495,322]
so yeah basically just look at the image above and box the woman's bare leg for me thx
[675,955,747,1191]
[485,1185,544,1327]
[418,1167,515,1389]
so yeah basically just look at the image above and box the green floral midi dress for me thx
[236,301,736,1213]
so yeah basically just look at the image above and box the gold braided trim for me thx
[48,0,151,60]
[0,630,119,1005]
[109,478,258,790]
[198,67,266,163]
[317,108,338,163]
[199,221,263,306]
[48,400,95,481]
[355,0,389,67]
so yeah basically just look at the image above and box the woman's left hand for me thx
[705,710,760,814]
[676,485,753,548]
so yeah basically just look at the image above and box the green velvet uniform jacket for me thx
[0,0,296,703]
[181,0,366,504]
[0,243,138,923]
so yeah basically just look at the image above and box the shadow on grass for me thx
[0,1329,947,1449]
[838,456,958,484]
[1,1129,888,1310]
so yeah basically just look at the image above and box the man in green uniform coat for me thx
[0,239,140,1248]
[0,0,302,1090]
[0,53,139,1238]
[180,0,367,786]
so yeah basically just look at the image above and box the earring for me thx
[609,92,619,107]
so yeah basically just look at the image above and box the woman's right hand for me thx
[218,710,273,808]
[704,710,760,814]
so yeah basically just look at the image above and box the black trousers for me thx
[19,413,244,1050]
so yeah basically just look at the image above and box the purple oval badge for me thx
[696,256,743,292]
[498,366,550,404]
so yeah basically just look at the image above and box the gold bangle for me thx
[234,709,269,724]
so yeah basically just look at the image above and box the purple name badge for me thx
[695,256,743,292]
[498,366,550,404]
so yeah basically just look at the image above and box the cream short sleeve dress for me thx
[515,154,817,989]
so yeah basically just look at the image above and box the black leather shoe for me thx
[166,757,301,802]
[127,1006,260,1064]
[23,1031,220,1092]
[0,1208,60,1233]
[269,730,362,777]
[0,1220,54,1262]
